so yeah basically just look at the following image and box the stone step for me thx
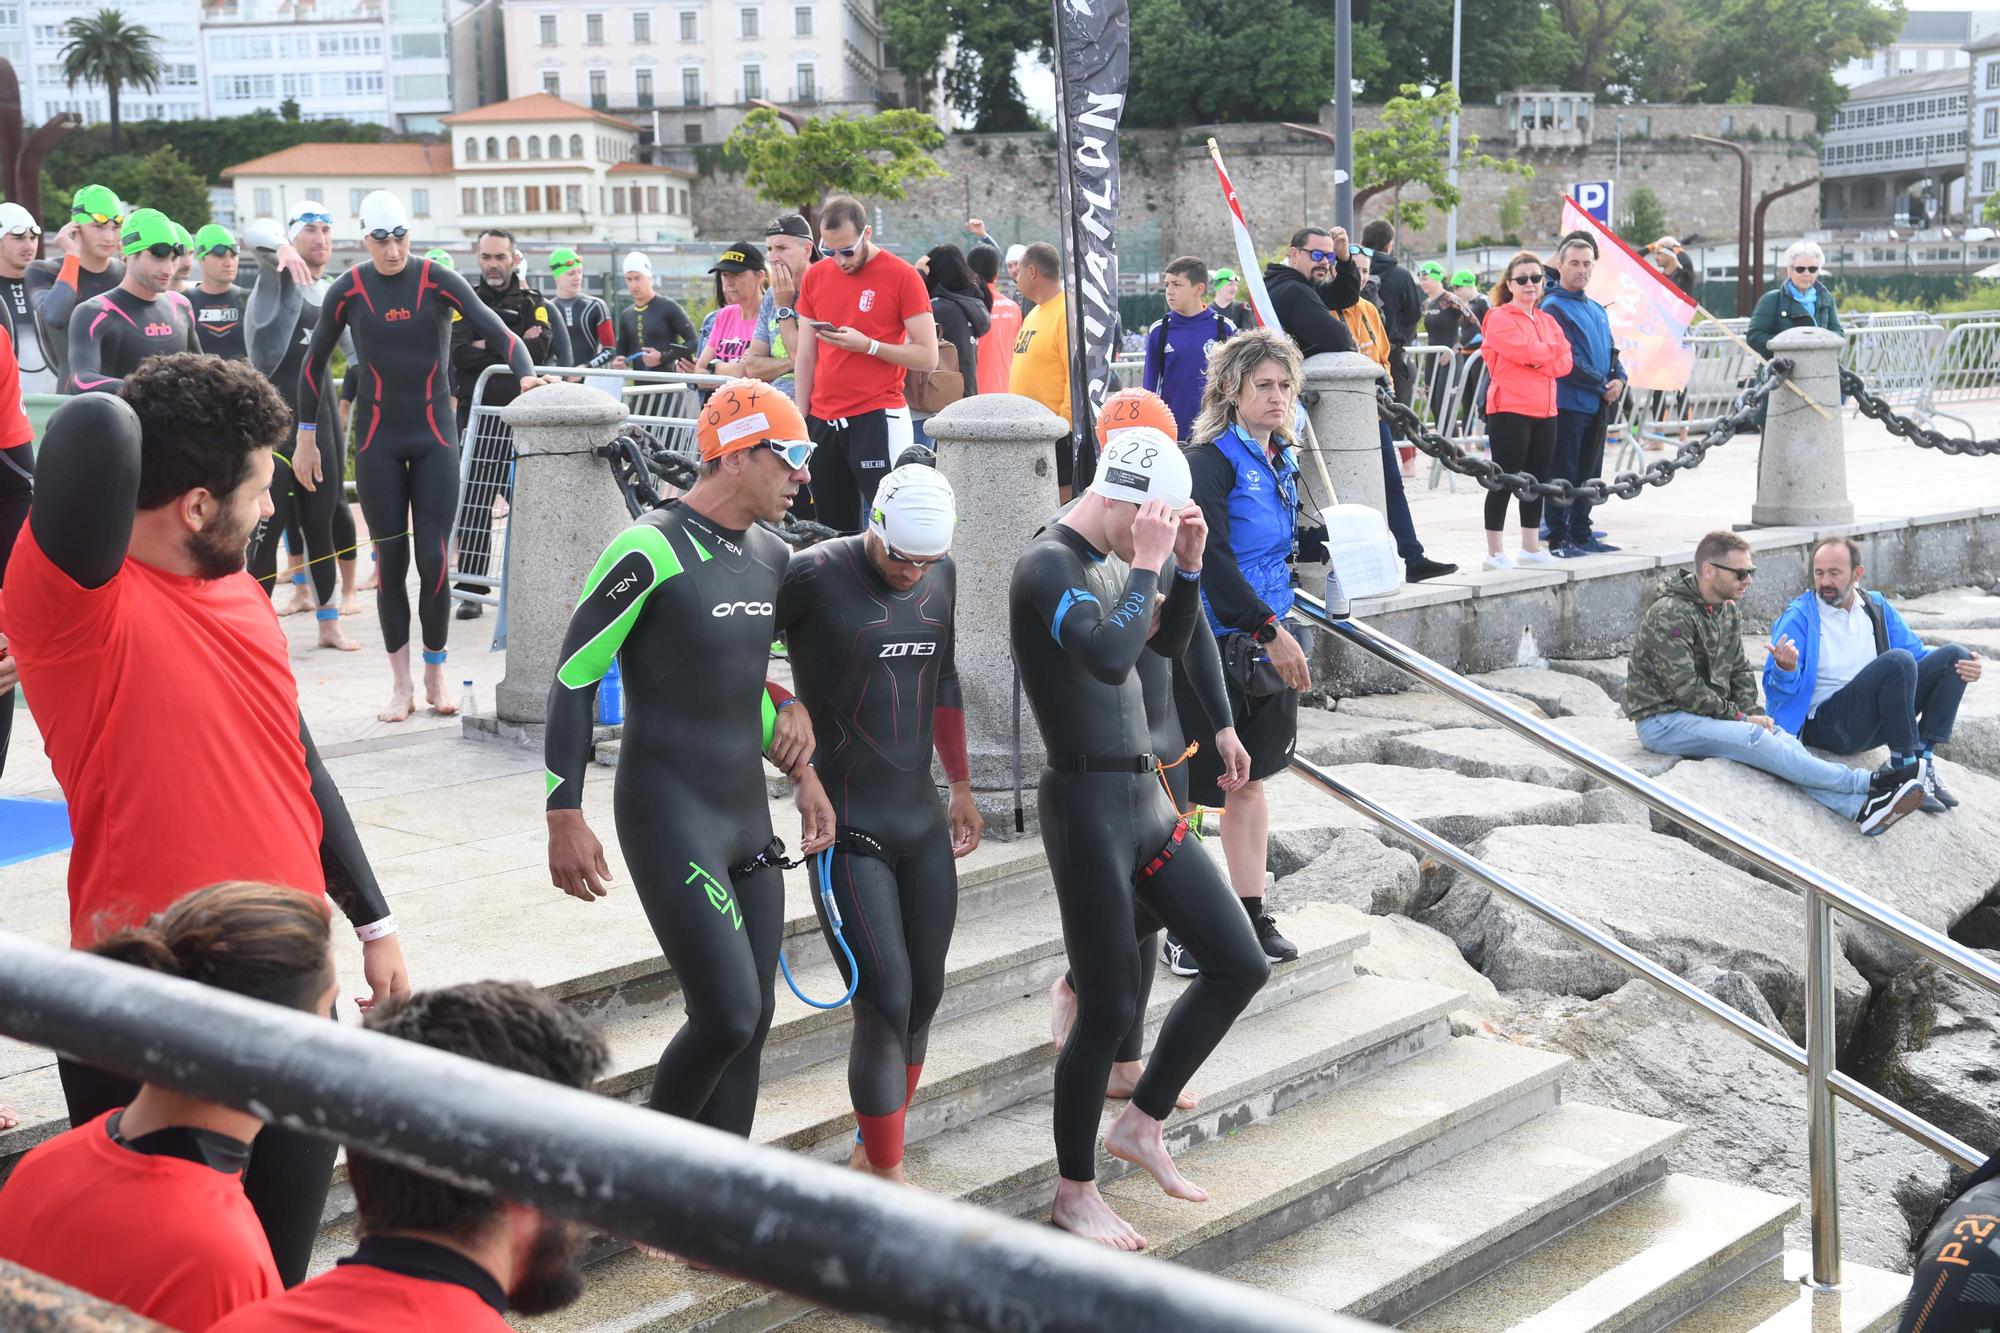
[1402,1174,1796,1333]
[517,974,1486,1333]
[314,904,1382,1279]
[1216,1101,1686,1325]
[1666,1251,1910,1333]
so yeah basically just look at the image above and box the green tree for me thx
[1498,184,1529,244]
[58,9,163,154]
[1546,0,1658,93]
[1622,185,1668,243]
[721,107,945,232]
[1982,192,2000,226]
[1354,84,1530,230]
[76,145,211,227]
[879,0,1047,130]
[279,97,301,122]
[1349,0,1575,103]
[1685,0,1903,127]
[44,109,389,186]
[1125,0,1339,127]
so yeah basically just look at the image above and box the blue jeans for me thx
[1545,407,1607,546]
[1635,712,1867,819]
[1802,645,1970,754]
[911,414,934,448]
[1378,421,1424,561]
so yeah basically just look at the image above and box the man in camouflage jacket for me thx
[1624,531,1927,837]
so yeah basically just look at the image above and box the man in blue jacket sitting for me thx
[1763,536,1982,813]
[1540,233,1627,557]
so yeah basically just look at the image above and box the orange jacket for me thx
[1480,300,1573,418]
[1337,298,1392,372]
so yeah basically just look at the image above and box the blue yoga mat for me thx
[0,797,72,866]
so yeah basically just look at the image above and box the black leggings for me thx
[1484,411,1557,532]
[354,433,459,656]
[0,443,31,778]
[57,1055,337,1289]
[1039,771,1268,1182]
[249,437,349,610]
[818,821,958,1169]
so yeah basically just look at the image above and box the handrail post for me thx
[1804,887,1843,1289]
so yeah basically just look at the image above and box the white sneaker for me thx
[1517,549,1561,567]
[1482,552,1516,571]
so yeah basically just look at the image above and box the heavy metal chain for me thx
[1840,369,2000,457]
[598,431,839,547]
[1376,360,1787,505]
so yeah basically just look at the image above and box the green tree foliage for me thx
[1354,85,1529,230]
[1125,0,1339,127]
[1982,192,2000,226]
[721,108,945,228]
[1684,0,1903,126]
[64,145,211,228]
[58,9,162,154]
[879,0,1047,130]
[1498,185,1530,243]
[1622,184,1668,243]
[1349,0,1575,103]
[44,110,389,187]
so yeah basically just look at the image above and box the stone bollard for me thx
[1752,326,1854,528]
[923,393,1068,827]
[1302,351,1388,514]
[494,383,632,724]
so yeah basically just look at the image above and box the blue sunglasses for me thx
[290,211,333,227]
[765,438,814,469]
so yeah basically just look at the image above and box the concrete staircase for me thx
[0,829,1914,1332]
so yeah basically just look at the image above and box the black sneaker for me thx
[1921,756,1958,812]
[1405,557,1458,583]
[455,600,484,621]
[1161,934,1199,977]
[1856,770,1927,837]
[1254,913,1300,963]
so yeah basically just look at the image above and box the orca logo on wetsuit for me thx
[711,600,775,617]
[878,641,938,658]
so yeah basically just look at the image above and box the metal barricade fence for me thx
[1425,349,1489,493]
[1638,327,1760,449]
[1914,319,2000,433]
[1841,322,1944,413]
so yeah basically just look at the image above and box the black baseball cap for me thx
[765,213,813,241]
[709,241,766,274]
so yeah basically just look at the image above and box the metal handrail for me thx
[1289,594,2000,1290]
[0,935,1366,1333]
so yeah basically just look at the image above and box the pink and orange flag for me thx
[1561,196,1698,392]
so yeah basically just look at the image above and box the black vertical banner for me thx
[1049,0,1128,488]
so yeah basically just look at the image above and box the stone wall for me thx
[689,101,1823,267]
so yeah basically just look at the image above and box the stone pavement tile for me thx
[1466,666,1621,718]
[1293,705,1431,767]
[1540,714,1685,779]
[1335,687,1549,729]
[1264,763,1593,848]
[1380,727,1598,793]
[1547,656,1630,703]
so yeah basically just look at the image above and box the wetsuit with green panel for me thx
[543,499,793,1136]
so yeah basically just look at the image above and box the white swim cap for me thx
[287,199,331,241]
[0,202,40,236]
[1089,426,1192,510]
[241,217,285,253]
[623,250,653,275]
[357,190,408,235]
[869,463,956,557]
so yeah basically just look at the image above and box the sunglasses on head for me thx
[290,211,333,227]
[367,226,410,242]
[885,541,947,568]
[77,211,122,227]
[764,438,814,469]
[818,242,862,259]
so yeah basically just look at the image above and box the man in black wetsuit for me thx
[773,458,981,1182]
[544,378,834,1139]
[27,183,124,393]
[1897,1153,2000,1332]
[548,248,615,369]
[67,209,196,395]
[610,251,696,371]
[187,224,250,361]
[1009,426,1269,1251]
[297,190,544,723]
[0,202,54,395]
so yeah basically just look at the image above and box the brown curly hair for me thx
[124,353,292,510]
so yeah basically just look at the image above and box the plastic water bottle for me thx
[1323,566,1352,620]
[459,679,475,717]
[596,659,624,725]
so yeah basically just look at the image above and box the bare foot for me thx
[424,664,459,716]
[847,1136,910,1185]
[1051,1178,1147,1251]
[1049,975,1077,1050]
[339,591,363,617]
[378,690,415,723]
[1105,1060,1199,1110]
[279,590,315,616]
[1103,1102,1207,1202]
[633,1243,713,1270]
[357,572,378,592]
[317,621,360,652]
[0,1104,19,1132]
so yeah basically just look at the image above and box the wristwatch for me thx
[775,306,797,322]
[1254,618,1279,644]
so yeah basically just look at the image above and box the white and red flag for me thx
[1208,140,1280,332]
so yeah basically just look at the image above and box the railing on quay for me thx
[1287,594,2000,1291]
[0,933,1370,1333]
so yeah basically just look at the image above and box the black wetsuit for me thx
[188,283,251,361]
[0,322,31,778]
[553,293,616,368]
[245,250,346,611]
[0,270,56,394]
[67,287,196,394]
[1897,1155,2000,1332]
[544,500,792,1136]
[614,296,696,367]
[773,536,965,1168]
[1009,522,1268,1182]
[298,258,532,659]
[25,256,121,392]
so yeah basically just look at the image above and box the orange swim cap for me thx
[696,378,811,461]
[1095,388,1178,446]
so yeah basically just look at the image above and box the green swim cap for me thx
[549,246,582,274]
[424,248,456,268]
[1451,269,1479,288]
[193,223,237,256]
[1212,267,1237,285]
[1416,261,1445,281]
[119,208,179,256]
[171,221,194,253]
[72,183,122,224]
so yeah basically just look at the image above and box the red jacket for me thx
[1481,300,1573,418]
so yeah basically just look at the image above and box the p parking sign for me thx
[1572,182,1614,226]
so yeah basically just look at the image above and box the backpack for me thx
[1146,312,1233,372]
[906,334,964,414]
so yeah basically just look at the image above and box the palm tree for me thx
[59,10,162,154]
